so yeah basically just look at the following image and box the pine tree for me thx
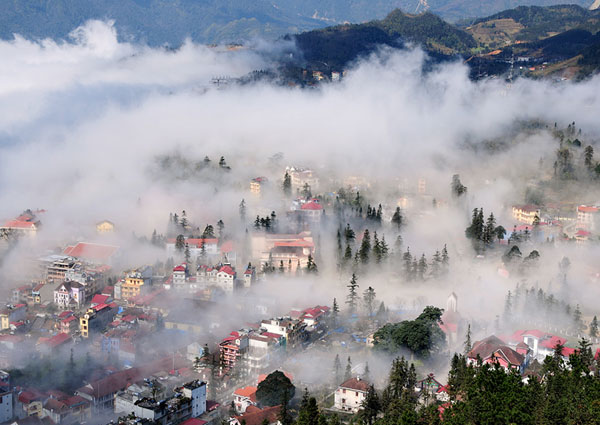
[359,229,371,264]
[283,171,292,196]
[372,232,382,263]
[332,298,339,325]
[402,248,413,279]
[345,356,352,380]
[363,362,370,382]
[344,223,355,244]
[184,243,191,264]
[451,174,467,198]
[590,315,598,338]
[175,234,185,252]
[336,229,343,262]
[343,244,352,266]
[239,199,246,222]
[584,145,594,170]
[306,254,318,274]
[441,244,449,272]
[431,250,442,279]
[573,304,584,333]
[217,219,224,239]
[483,213,496,245]
[391,207,403,230]
[417,254,428,280]
[464,324,472,355]
[346,274,359,314]
[503,291,513,325]
[180,210,188,229]
[334,354,342,384]
[380,236,389,261]
[361,385,381,425]
[363,286,376,318]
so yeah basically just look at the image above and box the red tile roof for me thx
[219,265,235,276]
[339,377,370,392]
[301,201,323,211]
[234,386,257,402]
[578,206,598,213]
[42,333,72,348]
[180,419,207,425]
[91,294,110,306]
[63,242,118,261]
[2,220,36,229]
[234,405,281,425]
[521,329,546,339]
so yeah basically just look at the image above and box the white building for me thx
[576,205,599,231]
[334,377,370,413]
[232,386,257,414]
[179,380,207,418]
[0,390,13,423]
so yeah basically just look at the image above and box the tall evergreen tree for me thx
[464,324,472,355]
[346,274,359,314]
[334,354,342,384]
[359,229,371,264]
[283,171,292,196]
[363,286,376,318]
[417,254,428,280]
[345,356,352,380]
[391,207,403,230]
[590,315,598,338]
[239,199,246,222]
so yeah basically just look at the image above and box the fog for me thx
[2,19,600,394]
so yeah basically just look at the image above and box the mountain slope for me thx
[292,9,477,69]
[0,0,594,45]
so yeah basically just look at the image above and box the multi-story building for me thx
[0,305,26,330]
[512,205,541,225]
[287,167,318,192]
[219,330,249,370]
[334,377,370,413]
[53,281,85,309]
[80,303,117,338]
[576,205,599,231]
[260,318,307,349]
[250,177,267,196]
[120,271,145,300]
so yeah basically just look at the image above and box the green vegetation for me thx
[256,370,296,407]
[373,306,445,357]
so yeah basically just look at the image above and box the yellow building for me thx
[0,314,9,330]
[250,177,267,196]
[120,272,144,300]
[96,220,115,233]
[512,205,541,225]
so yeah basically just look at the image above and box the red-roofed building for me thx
[334,377,370,413]
[512,205,541,225]
[467,335,528,372]
[91,294,110,307]
[577,205,599,231]
[233,386,257,414]
[38,333,72,354]
[63,242,119,264]
[231,405,281,425]
[0,209,41,236]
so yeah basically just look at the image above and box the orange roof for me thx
[234,386,257,401]
[2,220,36,229]
[63,242,118,261]
[578,206,598,213]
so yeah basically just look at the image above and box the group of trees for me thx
[254,211,278,232]
[465,208,506,250]
[400,246,449,281]
[338,226,390,271]
[500,285,586,333]
[373,306,446,358]
[552,123,600,180]
[443,340,600,424]
[344,274,386,320]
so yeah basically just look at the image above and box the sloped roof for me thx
[339,377,370,392]
[234,405,281,425]
[469,335,524,366]
[234,386,257,402]
[63,242,118,261]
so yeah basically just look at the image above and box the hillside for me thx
[466,5,600,48]
[0,0,594,45]
[293,9,476,70]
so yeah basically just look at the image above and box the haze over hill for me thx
[0,0,594,45]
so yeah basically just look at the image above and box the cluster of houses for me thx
[511,203,600,243]
[164,263,255,294]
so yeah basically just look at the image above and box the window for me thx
[342,389,346,393]
[356,392,358,396]
[341,398,345,404]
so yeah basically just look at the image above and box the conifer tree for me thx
[283,171,292,196]
[417,254,428,280]
[359,229,371,264]
[464,324,472,355]
[391,207,403,230]
[590,315,598,338]
[345,356,352,380]
[334,354,342,384]
[363,286,376,318]
[346,274,359,314]
[239,199,246,222]
[402,247,413,278]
